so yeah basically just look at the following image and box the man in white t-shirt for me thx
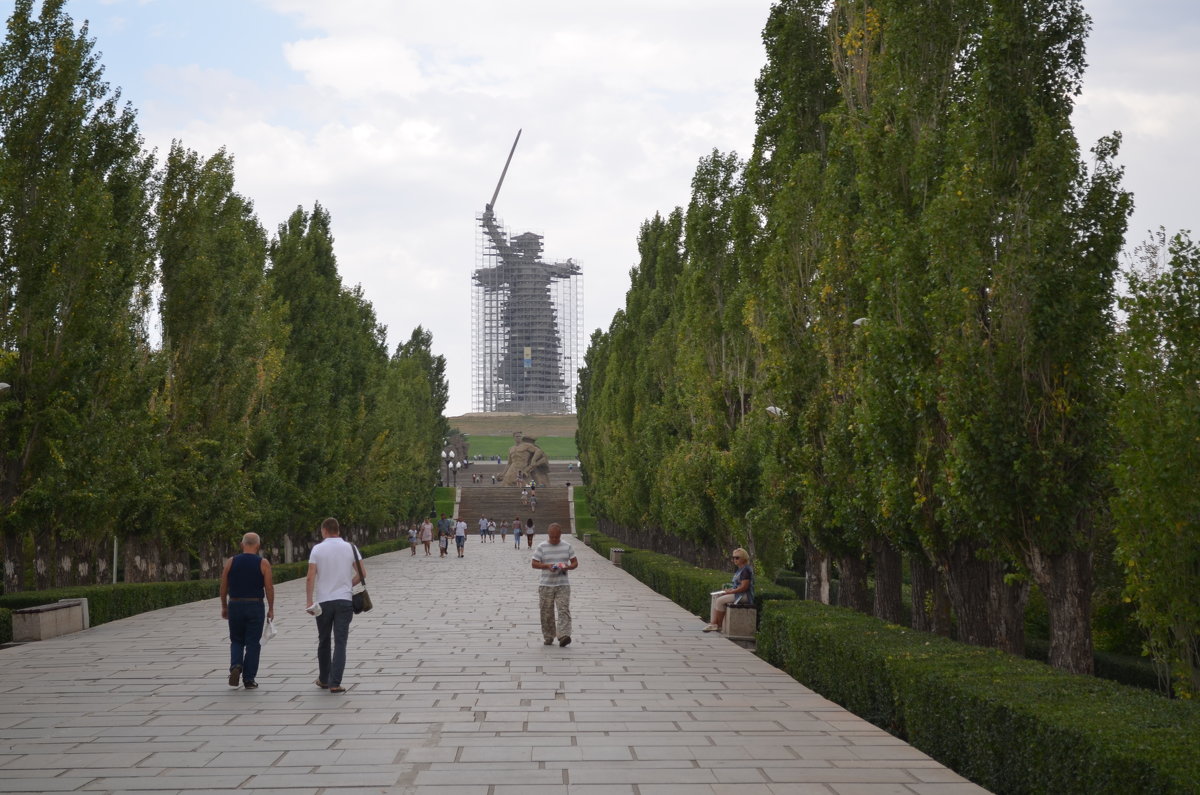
[455,517,468,557]
[531,522,578,647]
[305,517,363,693]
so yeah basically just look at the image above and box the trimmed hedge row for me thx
[758,600,1200,794]
[0,537,408,643]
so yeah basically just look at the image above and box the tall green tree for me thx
[148,143,285,579]
[1113,229,1200,696]
[0,0,156,590]
[924,0,1130,670]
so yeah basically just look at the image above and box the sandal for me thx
[329,686,347,694]
[315,680,329,689]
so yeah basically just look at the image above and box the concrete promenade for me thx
[0,534,988,794]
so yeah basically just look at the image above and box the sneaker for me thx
[702,623,720,632]
[228,664,242,686]
[243,681,258,689]
[544,639,554,645]
[559,636,571,647]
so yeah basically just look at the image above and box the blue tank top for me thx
[228,553,265,599]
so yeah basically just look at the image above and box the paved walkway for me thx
[0,535,988,794]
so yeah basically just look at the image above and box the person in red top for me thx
[219,533,275,689]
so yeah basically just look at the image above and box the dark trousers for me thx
[228,600,265,682]
[315,599,354,687]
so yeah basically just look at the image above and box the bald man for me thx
[219,533,275,690]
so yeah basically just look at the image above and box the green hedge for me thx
[758,600,1200,794]
[0,580,221,632]
[774,569,806,598]
[0,537,409,643]
[1024,637,1170,695]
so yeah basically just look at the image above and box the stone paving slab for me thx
[0,534,989,794]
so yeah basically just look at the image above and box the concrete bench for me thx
[12,598,90,642]
[722,602,756,641]
[609,548,625,567]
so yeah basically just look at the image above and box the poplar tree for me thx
[149,143,284,579]
[924,0,1130,669]
[0,0,155,589]
[1113,229,1200,695]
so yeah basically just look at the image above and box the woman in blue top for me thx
[704,548,753,632]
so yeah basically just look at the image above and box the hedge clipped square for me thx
[758,600,1200,794]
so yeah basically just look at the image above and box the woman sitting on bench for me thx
[704,548,754,632]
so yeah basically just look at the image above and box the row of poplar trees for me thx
[578,0,1200,693]
[0,1,449,592]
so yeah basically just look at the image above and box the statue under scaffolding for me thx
[472,130,583,414]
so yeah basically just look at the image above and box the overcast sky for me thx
[62,0,1200,416]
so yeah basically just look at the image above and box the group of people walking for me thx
[220,518,365,693]
[402,514,538,555]
[220,513,755,693]
[219,517,579,693]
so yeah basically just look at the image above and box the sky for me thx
[55,0,1200,416]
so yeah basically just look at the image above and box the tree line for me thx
[577,0,1198,695]
[0,0,449,591]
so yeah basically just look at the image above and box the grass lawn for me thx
[466,435,577,459]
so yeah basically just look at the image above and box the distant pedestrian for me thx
[532,522,577,647]
[420,518,434,555]
[408,524,418,556]
[455,516,468,557]
[488,518,497,542]
[220,532,275,690]
[478,515,489,540]
[525,517,535,548]
[513,516,522,549]
[305,517,362,694]
[500,519,509,544]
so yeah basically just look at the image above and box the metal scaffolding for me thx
[471,212,582,414]
[471,130,583,415]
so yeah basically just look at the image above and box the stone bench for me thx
[12,598,90,642]
[609,548,625,567]
[722,602,756,641]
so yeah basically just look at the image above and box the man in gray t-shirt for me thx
[531,522,578,647]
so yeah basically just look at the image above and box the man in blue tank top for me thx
[219,533,275,690]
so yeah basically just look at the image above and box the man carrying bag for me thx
[305,517,363,694]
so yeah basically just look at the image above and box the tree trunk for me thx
[197,539,222,580]
[910,553,953,635]
[1026,545,1094,674]
[837,554,871,613]
[34,533,51,590]
[939,539,1027,655]
[804,540,831,603]
[2,531,24,593]
[125,538,162,583]
[871,537,903,624]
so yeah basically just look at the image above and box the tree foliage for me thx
[0,1,448,590]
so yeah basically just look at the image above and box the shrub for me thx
[0,581,221,632]
[0,608,10,644]
[758,600,1200,794]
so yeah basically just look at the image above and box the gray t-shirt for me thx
[532,540,576,588]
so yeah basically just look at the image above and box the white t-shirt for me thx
[524,523,534,536]
[455,520,467,538]
[309,536,357,603]
[532,540,576,587]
